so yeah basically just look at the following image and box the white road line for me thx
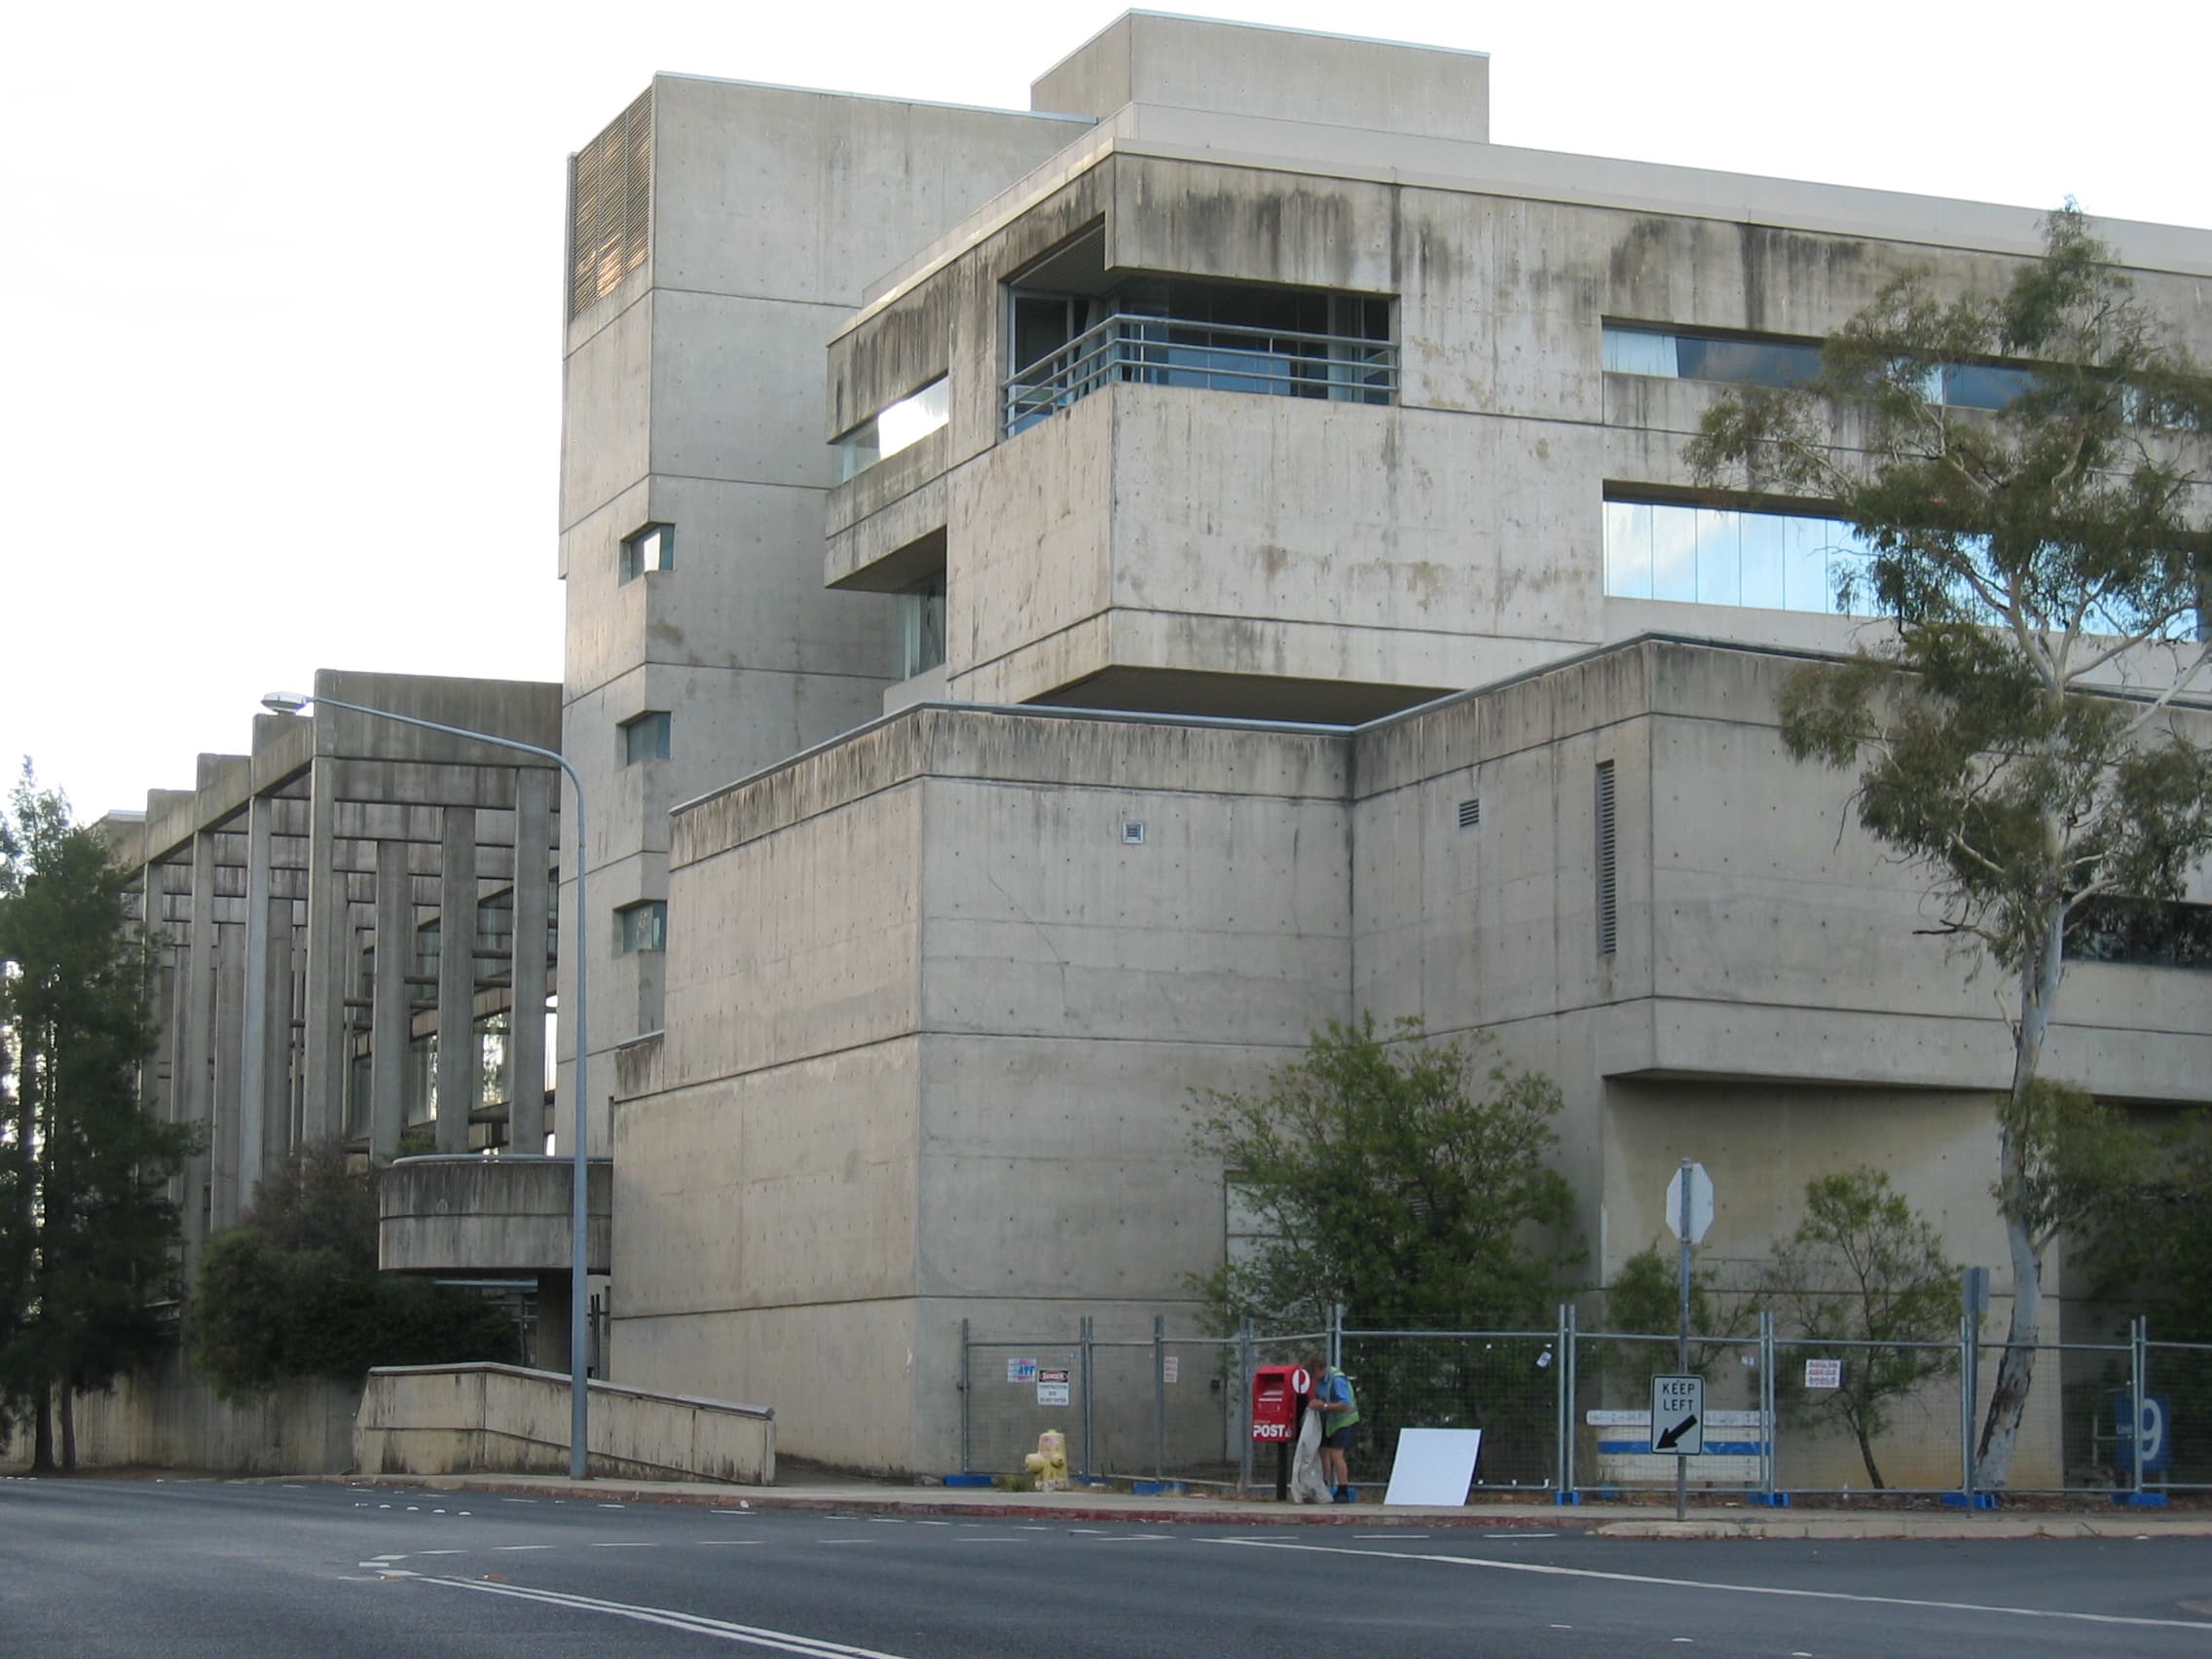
[1205,1539,2212,1634]
[496,1545,552,1552]
[699,1540,764,1546]
[591,1542,654,1548]
[414,1575,914,1656]
[503,1498,536,1505]
[1486,1532,1557,1539]
[420,1549,465,1556]
[1355,1532,1425,1539]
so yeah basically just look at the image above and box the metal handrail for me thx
[1003,312,1397,431]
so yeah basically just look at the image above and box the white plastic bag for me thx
[1289,1403,1333,1503]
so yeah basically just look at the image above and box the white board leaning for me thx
[1382,1427,1485,1506]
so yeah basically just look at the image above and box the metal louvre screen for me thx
[1594,759,1618,954]
[569,89,653,318]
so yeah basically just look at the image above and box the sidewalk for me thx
[305,1473,2212,1541]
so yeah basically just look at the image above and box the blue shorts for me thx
[1322,1423,1356,1451]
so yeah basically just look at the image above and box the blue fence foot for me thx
[1746,1493,1791,1507]
[2114,1492,2168,1508]
[1131,1480,1185,1496]
[1940,1492,1999,1509]
[1553,1490,1583,1505]
[942,1473,994,1488]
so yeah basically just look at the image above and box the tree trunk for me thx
[30,1382,55,1474]
[1850,1410,1887,1491]
[58,1381,76,1473]
[1977,902,2067,1489]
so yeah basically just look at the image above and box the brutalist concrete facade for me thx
[561,15,2211,1479]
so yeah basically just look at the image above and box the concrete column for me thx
[370,839,412,1162]
[179,831,218,1257]
[211,919,245,1229]
[238,796,276,1203]
[435,806,477,1155]
[508,769,551,1152]
[300,756,349,1144]
[260,894,296,1174]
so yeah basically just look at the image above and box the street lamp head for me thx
[261,691,312,715]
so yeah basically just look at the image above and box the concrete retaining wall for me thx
[0,1346,359,1475]
[353,1363,774,1485]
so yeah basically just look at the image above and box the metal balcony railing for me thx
[1002,313,1397,434]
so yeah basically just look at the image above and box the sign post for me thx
[1662,1160,1714,1520]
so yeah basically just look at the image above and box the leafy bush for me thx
[191,1147,517,1400]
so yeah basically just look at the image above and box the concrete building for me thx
[557,14,2212,1478]
[43,15,2207,1483]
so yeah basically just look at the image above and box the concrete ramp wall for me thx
[354,1364,774,1485]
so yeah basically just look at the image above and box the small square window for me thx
[619,523,674,582]
[619,711,671,764]
[1121,820,1146,845]
[614,900,667,955]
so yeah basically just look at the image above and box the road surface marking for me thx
[420,1549,465,1556]
[415,1575,913,1656]
[496,1545,551,1552]
[591,1541,654,1548]
[1206,1538,2212,1633]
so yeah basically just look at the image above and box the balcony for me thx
[1003,312,1397,434]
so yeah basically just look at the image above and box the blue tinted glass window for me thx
[1942,363,2036,411]
[1673,335,1824,388]
[1604,501,1654,599]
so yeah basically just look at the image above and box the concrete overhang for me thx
[380,1155,611,1276]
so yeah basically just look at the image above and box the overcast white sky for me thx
[6,1,2206,822]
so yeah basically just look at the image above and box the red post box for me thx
[1251,1363,1311,1443]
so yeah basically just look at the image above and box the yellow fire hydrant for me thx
[1023,1429,1070,1492]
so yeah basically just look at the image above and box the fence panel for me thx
[962,1341,1087,1478]
[2140,1341,2212,1492]
[1341,1331,1558,1492]
[1770,1335,1961,1493]
[1985,1341,2133,1493]
[1572,1330,1762,1493]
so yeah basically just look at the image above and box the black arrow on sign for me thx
[1655,1415,1699,1452]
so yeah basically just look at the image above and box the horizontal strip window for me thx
[1604,498,1878,615]
[1004,312,1395,434]
[832,378,949,484]
[2066,898,2212,971]
[1604,323,2038,412]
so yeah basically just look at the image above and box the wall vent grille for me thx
[1456,797,1481,830]
[1595,760,1618,955]
[569,89,653,319]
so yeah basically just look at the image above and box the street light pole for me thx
[264,690,594,1481]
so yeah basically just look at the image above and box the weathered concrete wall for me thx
[557,75,1081,1129]
[0,1347,358,1476]
[379,1156,612,1275]
[353,1363,772,1484]
[619,644,2201,1474]
[1032,14,1489,145]
[829,137,2210,721]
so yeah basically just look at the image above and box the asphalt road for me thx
[3,1477,2210,1658]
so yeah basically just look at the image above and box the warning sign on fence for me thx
[1037,1367,1071,1407]
[1007,1357,1038,1383]
[1804,1359,1843,1390]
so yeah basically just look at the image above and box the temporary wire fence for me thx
[959,1309,2202,1502]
